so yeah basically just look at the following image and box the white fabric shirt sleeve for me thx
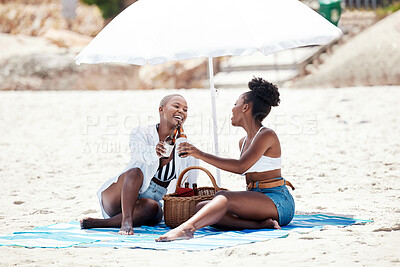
[128,126,159,164]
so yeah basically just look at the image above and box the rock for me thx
[0,1,213,90]
[0,33,64,61]
[0,52,140,90]
[0,33,211,90]
[0,1,104,37]
[0,33,140,90]
[139,58,208,89]
[40,28,92,48]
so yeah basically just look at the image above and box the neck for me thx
[158,122,174,140]
[242,118,262,139]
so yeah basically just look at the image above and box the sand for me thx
[0,87,399,266]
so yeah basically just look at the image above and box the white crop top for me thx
[240,126,281,175]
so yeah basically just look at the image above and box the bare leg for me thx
[118,169,144,235]
[194,201,280,230]
[81,198,163,229]
[212,214,280,230]
[81,168,144,235]
[156,191,280,242]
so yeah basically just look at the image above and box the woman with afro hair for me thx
[157,77,295,242]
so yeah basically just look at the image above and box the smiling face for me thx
[231,94,247,127]
[159,95,188,127]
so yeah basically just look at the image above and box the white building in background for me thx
[61,0,77,19]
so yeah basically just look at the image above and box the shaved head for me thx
[159,94,184,107]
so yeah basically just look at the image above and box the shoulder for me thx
[259,127,277,136]
[257,127,278,142]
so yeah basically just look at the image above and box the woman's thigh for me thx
[217,191,279,221]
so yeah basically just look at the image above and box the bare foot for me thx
[155,224,196,242]
[119,220,134,235]
[80,217,95,229]
[261,218,281,230]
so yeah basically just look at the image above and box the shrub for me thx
[376,1,400,19]
[81,0,123,20]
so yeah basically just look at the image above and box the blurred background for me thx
[0,0,399,90]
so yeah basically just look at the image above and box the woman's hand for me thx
[156,141,166,158]
[177,142,202,159]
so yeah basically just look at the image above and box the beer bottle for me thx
[193,183,198,196]
[176,125,188,157]
[161,126,178,159]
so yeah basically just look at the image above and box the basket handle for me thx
[176,166,221,192]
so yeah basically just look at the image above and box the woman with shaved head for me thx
[81,94,198,235]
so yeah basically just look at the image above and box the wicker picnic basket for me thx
[163,166,227,228]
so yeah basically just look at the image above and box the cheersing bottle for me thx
[161,126,178,159]
[176,124,188,157]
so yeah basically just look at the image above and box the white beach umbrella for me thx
[75,0,342,185]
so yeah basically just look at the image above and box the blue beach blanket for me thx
[0,214,370,250]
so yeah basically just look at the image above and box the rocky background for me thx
[0,0,102,37]
[0,0,209,90]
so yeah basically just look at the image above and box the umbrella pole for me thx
[208,57,221,186]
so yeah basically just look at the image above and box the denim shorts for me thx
[250,181,295,226]
[138,180,167,206]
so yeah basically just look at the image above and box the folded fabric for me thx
[175,187,195,197]
[0,214,371,250]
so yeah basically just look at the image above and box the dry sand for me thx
[0,87,399,266]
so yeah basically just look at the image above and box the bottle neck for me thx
[177,125,187,138]
[171,128,178,139]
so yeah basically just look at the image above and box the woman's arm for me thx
[178,129,278,174]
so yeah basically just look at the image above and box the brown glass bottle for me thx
[176,125,188,157]
[193,183,198,196]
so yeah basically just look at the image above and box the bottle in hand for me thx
[176,125,188,157]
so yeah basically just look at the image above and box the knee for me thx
[124,168,144,183]
[214,190,229,198]
[213,190,230,206]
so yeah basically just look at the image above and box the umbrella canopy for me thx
[75,0,342,185]
[75,0,341,65]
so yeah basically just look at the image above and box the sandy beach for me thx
[0,86,399,265]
